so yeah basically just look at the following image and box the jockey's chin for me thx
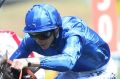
[40,45,49,50]
[36,40,52,50]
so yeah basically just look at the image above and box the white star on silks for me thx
[32,23,37,27]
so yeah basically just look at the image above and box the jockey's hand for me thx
[11,59,28,70]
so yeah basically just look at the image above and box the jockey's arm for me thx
[10,35,82,71]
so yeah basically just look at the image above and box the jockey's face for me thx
[29,28,59,49]
[35,32,54,49]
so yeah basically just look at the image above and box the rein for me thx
[7,60,37,79]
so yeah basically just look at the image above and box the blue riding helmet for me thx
[24,4,62,33]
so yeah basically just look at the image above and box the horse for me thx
[0,54,37,79]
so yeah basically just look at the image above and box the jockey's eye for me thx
[29,30,54,40]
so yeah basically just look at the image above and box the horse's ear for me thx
[5,50,8,59]
[2,49,8,58]
[0,50,8,64]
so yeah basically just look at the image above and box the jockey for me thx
[10,4,116,79]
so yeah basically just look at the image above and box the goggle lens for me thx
[29,30,53,40]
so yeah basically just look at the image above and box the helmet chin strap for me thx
[50,29,59,46]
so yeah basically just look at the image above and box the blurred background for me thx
[0,0,120,79]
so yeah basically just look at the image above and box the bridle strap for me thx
[23,68,37,79]
[19,69,23,79]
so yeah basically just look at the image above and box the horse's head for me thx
[0,55,37,79]
[0,54,15,79]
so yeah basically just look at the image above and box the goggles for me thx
[29,30,54,40]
